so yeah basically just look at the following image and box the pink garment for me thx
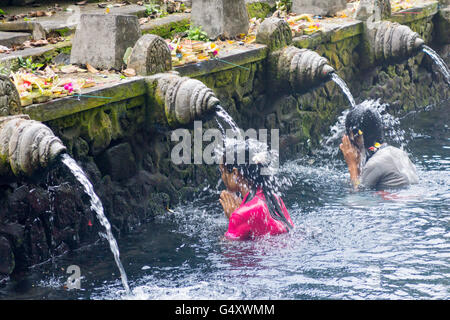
[225,188,294,240]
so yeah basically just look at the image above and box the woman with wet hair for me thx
[218,139,294,240]
[340,104,419,190]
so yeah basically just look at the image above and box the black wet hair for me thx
[222,139,293,231]
[345,105,384,150]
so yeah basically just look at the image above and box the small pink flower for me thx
[64,83,74,93]
[213,50,219,56]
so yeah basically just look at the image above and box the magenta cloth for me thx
[224,188,294,240]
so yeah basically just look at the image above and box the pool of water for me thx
[0,101,449,300]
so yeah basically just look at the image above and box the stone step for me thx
[0,31,31,48]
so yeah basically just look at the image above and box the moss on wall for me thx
[246,2,275,20]
[142,18,191,39]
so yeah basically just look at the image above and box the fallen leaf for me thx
[60,65,79,73]
[86,63,99,73]
[122,68,136,77]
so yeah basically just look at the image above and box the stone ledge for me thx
[293,20,363,49]
[23,77,147,122]
[389,1,439,24]
[0,31,31,48]
[174,44,268,78]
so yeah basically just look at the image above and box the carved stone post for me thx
[0,75,21,117]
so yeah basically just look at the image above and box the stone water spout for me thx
[0,115,67,179]
[147,73,220,127]
[367,21,424,63]
[356,0,424,64]
[256,17,335,93]
[272,46,336,92]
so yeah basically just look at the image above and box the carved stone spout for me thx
[367,21,424,63]
[148,73,220,126]
[270,46,335,92]
[0,115,67,178]
[256,17,335,93]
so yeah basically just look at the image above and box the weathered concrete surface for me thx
[355,0,391,21]
[191,0,249,39]
[0,22,46,41]
[291,0,347,16]
[70,14,141,70]
[23,78,147,122]
[175,44,268,77]
[0,31,30,48]
[128,34,172,76]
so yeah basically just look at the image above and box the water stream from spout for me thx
[215,105,242,138]
[422,45,450,85]
[331,73,356,109]
[61,154,131,294]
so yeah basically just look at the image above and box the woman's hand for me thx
[340,135,360,168]
[220,190,242,220]
[340,135,361,188]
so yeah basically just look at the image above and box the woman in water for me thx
[340,104,419,190]
[218,140,294,240]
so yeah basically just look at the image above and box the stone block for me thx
[70,14,141,70]
[127,34,172,76]
[0,22,46,41]
[291,0,346,16]
[97,142,137,181]
[0,31,30,48]
[191,0,249,39]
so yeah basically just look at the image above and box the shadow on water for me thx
[1,101,449,300]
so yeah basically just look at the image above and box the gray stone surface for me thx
[191,0,249,39]
[355,0,391,21]
[128,34,172,76]
[0,75,21,117]
[256,17,292,51]
[291,0,347,16]
[0,31,30,48]
[70,14,141,70]
[0,22,46,41]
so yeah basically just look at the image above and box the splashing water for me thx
[321,99,407,157]
[331,73,356,109]
[61,154,131,294]
[215,105,241,137]
[422,45,450,85]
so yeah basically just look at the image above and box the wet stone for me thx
[0,236,14,275]
[97,143,137,182]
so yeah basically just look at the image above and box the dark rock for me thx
[97,143,137,181]
[0,236,14,275]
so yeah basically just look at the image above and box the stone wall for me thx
[1,4,449,279]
